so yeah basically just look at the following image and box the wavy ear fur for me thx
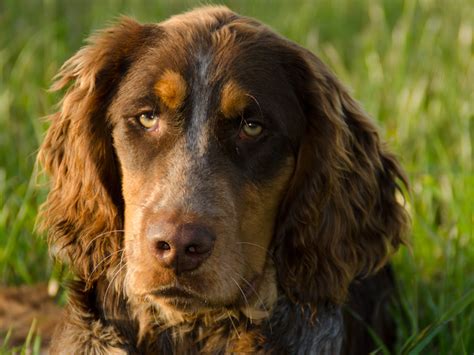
[275,46,409,307]
[38,18,158,287]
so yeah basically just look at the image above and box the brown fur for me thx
[274,48,409,306]
[38,6,408,354]
[154,70,187,109]
[220,80,249,118]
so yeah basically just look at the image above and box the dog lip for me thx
[151,286,212,308]
[152,286,199,299]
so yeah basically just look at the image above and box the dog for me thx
[38,6,408,354]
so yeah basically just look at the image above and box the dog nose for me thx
[149,223,215,274]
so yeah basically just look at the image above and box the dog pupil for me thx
[157,241,170,250]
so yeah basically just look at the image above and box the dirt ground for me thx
[0,283,62,350]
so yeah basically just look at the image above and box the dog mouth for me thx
[152,286,200,299]
[150,286,210,308]
[148,275,261,309]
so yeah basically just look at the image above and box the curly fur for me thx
[274,47,409,306]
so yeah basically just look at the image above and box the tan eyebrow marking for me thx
[220,80,249,118]
[154,70,187,110]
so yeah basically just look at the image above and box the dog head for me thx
[39,6,408,319]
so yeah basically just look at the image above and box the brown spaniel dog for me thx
[39,6,408,354]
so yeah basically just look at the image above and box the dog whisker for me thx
[235,241,273,257]
[87,248,125,283]
[229,276,249,310]
[83,230,125,252]
[103,251,127,320]
[236,274,267,310]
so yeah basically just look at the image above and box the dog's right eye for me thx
[240,121,263,139]
[137,112,159,131]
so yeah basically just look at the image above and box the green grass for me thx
[0,0,472,353]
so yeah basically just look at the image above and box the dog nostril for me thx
[149,222,216,273]
[186,245,197,254]
[157,241,171,251]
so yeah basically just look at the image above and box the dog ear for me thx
[274,45,409,309]
[38,18,159,287]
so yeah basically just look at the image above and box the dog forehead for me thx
[149,31,250,124]
[114,11,303,143]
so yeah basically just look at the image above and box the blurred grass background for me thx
[0,0,472,353]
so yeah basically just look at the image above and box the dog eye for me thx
[240,121,263,138]
[137,112,159,130]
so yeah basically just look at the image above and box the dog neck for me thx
[60,276,343,354]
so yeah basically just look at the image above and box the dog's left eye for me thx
[137,112,159,130]
[240,121,263,138]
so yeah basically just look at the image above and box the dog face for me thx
[108,13,303,311]
[39,6,408,319]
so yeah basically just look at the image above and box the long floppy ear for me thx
[38,18,159,287]
[274,46,409,308]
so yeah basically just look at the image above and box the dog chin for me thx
[145,286,222,312]
[147,293,229,325]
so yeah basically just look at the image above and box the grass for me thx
[0,0,472,353]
